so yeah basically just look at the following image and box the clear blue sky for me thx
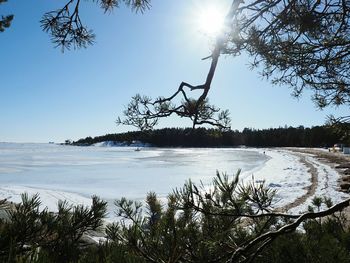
[1,0,348,143]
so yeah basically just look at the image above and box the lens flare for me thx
[196,5,225,37]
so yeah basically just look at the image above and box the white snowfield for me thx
[0,143,346,219]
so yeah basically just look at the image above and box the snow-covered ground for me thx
[288,154,349,214]
[241,149,311,209]
[0,143,346,219]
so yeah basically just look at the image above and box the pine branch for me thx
[231,198,350,262]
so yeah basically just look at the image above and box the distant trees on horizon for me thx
[2,1,350,261]
[73,125,346,148]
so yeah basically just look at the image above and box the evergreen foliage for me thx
[0,0,13,32]
[15,0,347,130]
[115,0,350,130]
[40,0,151,51]
[103,173,350,263]
[0,194,107,262]
[73,125,346,148]
[2,1,350,261]
[1,172,349,262]
[327,115,350,145]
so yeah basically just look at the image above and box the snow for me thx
[0,185,92,212]
[93,140,152,147]
[288,155,349,214]
[0,143,346,219]
[241,149,311,209]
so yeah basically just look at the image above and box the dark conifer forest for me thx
[73,125,347,148]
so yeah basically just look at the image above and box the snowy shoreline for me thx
[0,143,347,219]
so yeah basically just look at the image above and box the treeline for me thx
[73,125,347,147]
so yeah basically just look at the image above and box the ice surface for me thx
[0,143,345,219]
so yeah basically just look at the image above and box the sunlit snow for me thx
[0,143,346,219]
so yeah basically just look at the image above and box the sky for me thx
[0,0,348,143]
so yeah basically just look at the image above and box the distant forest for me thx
[73,126,348,148]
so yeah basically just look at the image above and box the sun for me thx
[196,5,226,37]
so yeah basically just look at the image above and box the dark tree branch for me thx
[228,0,350,109]
[117,1,243,130]
[231,198,350,262]
[0,0,13,32]
[40,0,151,51]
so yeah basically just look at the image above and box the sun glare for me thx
[196,5,226,37]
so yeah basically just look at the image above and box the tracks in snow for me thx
[282,154,318,211]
